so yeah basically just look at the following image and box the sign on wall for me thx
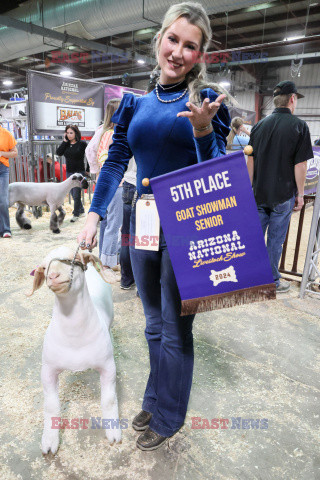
[229,106,256,131]
[28,70,104,136]
[305,146,320,195]
[104,84,144,107]
[150,151,276,315]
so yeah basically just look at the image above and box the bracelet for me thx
[296,194,304,198]
[193,123,212,132]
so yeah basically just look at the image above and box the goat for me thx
[9,174,88,234]
[28,246,121,454]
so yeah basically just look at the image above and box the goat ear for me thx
[71,175,78,181]
[26,266,46,296]
[77,252,116,284]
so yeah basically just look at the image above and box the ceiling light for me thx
[219,81,231,88]
[137,59,145,64]
[60,69,73,77]
[3,80,13,86]
[284,35,305,42]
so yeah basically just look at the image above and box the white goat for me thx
[28,246,120,454]
[9,174,88,233]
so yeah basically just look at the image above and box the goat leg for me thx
[57,206,66,226]
[98,362,122,444]
[16,202,32,230]
[41,365,61,454]
[49,208,60,234]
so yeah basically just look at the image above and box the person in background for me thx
[78,2,230,451]
[120,157,137,290]
[226,117,250,151]
[85,99,122,283]
[0,125,18,238]
[247,80,313,293]
[56,125,87,222]
[34,153,67,182]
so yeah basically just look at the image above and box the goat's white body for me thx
[41,260,120,454]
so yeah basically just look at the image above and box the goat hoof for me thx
[23,224,32,230]
[52,228,61,234]
[41,432,59,455]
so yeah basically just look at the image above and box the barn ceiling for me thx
[0,0,319,97]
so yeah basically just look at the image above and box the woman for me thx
[226,117,251,151]
[85,99,122,282]
[78,2,231,451]
[56,125,87,222]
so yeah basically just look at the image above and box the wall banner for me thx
[150,151,276,315]
[228,106,256,129]
[104,84,144,107]
[28,70,104,136]
[305,146,320,195]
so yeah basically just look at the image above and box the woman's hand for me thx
[77,212,100,250]
[177,94,226,135]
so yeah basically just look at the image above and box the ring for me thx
[80,240,86,247]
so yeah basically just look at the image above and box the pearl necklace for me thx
[155,82,188,103]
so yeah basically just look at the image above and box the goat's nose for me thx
[48,272,60,280]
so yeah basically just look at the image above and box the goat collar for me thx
[46,244,87,292]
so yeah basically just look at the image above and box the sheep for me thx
[8,174,89,234]
[28,246,121,454]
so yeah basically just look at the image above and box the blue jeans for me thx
[120,181,136,287]
[257,196,295,286]
[66,171,85,217]
[99,186,123,267]
[129,206,195,437]
[0,163,10,235]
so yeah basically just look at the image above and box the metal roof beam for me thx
[0,15,156,66]
[211,5,320,33]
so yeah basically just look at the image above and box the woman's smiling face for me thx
[158,16,203,85]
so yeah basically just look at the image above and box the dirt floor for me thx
[0,197,319,480]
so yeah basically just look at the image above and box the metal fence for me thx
[279,195,315,280]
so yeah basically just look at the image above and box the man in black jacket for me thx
[247,81,313,293]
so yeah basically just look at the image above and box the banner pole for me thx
[27,71,36,183]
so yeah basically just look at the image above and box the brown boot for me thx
[132,410,152,431]
[136,427,168,451]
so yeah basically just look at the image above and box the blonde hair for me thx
[151,2,235,105]
[226,117,244,149]
[273,93,294,108]
[99,98,121,147]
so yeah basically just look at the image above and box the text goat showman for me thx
[28,246,120,454]
[9,173,88,233]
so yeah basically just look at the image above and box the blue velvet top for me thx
[89,84,231,218]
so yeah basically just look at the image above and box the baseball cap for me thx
[273,80,304,99]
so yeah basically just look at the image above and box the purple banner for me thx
[104,84,144,107]
[305,147,320,195]
[150,151,275,314]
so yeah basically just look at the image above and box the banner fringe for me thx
[181,283,276,315]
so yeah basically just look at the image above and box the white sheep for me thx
[28,246,120,454]
[9,174,88,233]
